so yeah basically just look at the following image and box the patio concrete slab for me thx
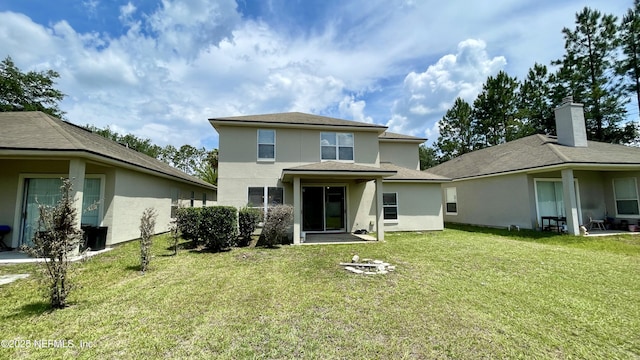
[0,248,113,264]
[0,274,30,286]
[303,233,377,245]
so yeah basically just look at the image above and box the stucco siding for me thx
[109,168,215,245]
[444,174,532,229]
[383,182,443,231]
[379,142,420,170]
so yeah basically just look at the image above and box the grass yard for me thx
[0,226,639,359]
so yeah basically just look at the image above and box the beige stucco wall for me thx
[379,142,420,170]
[216,124,381,208]
[382,182,443,231]
[0,157,215,247]
[443,173,533,229]
[108,167,215,245]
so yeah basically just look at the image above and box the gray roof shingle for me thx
[210,112,387,131]
[380,162,449,182]
[0,111,215,189]
[378,131,427,142]
[427,134,640,179]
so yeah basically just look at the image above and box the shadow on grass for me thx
[125,265,142,272]
[445,223,593,245]
[3,301,52,319]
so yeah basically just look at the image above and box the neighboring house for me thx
[210,112,448,244]
[427,97,640,235]
[0,111,216,249]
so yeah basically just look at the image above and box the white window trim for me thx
[445,187,457,215]
[257,129,276,162]
[14,173,106,246]
[383,192,399,223]
[320,132,354,162]
[612,177,640,218]
[533,178,583,225]
[248,186,285,215]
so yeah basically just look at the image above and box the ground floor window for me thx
[383,193,398,221]
[170,188,179,218]
[445,187,457,214]
[248,186,284,214]
[613,178,640,216]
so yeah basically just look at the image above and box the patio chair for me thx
[588,216,605,231]
[0,225,11,251]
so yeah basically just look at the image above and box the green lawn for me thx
[1,227,639,359]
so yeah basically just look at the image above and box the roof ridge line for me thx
[43,113,87,150]
[541,134,571,162]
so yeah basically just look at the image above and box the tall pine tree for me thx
[518,63,555,135]
[435,97,476,161]
[473,71,520,147]
[554,7,634,143]
[619,0,640,117]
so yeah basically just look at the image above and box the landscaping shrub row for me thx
[175,205,293,249]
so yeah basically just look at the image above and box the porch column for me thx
[375,177,384,241]
[68,159,86,233]
[293,176,301,244]
[561,169,580,235]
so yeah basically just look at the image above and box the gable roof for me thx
[378,131,427,143]
[380,162,449,182]
[0,111,215,189]
[210,112,388,132]
[427,134,640,180]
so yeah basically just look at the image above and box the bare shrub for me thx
[262,205,293,247]
[139,208,157,273]
[20,178,83,309]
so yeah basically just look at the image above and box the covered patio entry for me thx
[281,161,397,244]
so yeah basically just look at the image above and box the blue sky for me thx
[0,0,633,150]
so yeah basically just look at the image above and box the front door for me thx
[302,186,346,232]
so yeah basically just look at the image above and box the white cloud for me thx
[388,39,506,141]
[339,95,373,123]
[0,0,633,151]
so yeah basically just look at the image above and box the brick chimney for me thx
[554,96,587,147]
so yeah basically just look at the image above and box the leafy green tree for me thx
[473,71,521,146]
[0,56,65,118]
[84,125,163,158]
[518,63,555,135]
[619,0,640,116]
[554,7,634,143]
[196,163,218,185]
[419,145,439,170]
[435,97,477,161]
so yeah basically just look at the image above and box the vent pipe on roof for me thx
[554,96,587,147]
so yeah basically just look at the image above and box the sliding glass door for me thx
[21,177,102,245]
[302,186,346,232]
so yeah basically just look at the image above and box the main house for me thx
[0,111,216,249]
[210,112,448,243]
[428,97,640,235]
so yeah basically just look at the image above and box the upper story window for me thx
[257,129,275,160]
[321,132,354,161]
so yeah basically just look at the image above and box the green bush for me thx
[262,205,293,247]
[238,207,261,246]
[175,207,201,245]
[200,206,238,251]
